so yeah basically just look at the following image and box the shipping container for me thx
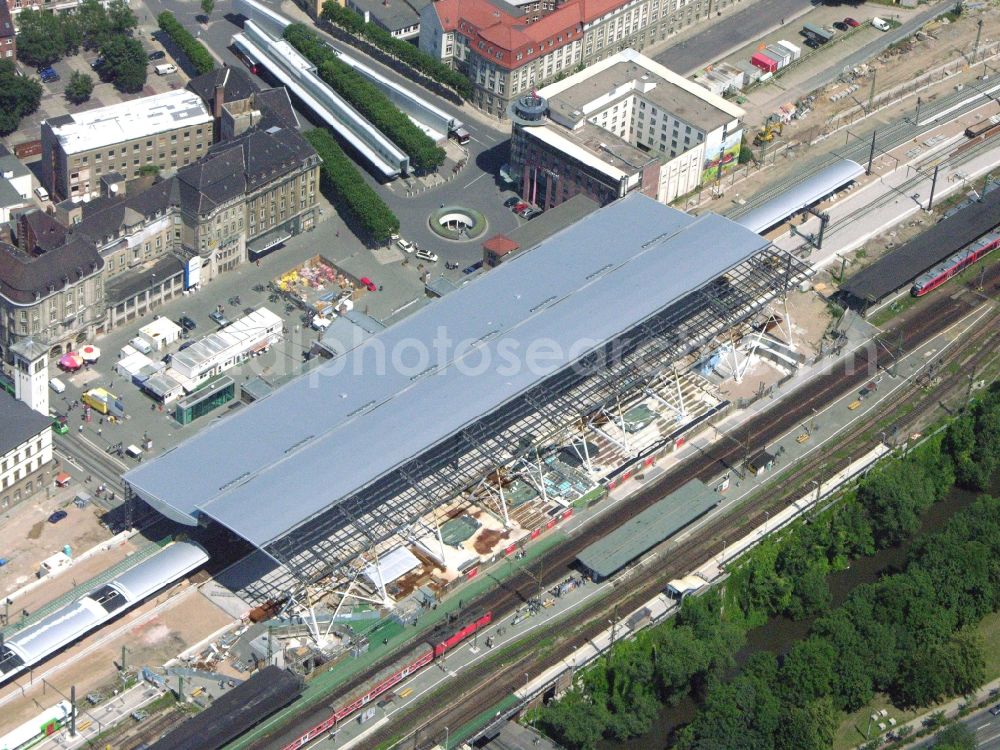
[765,45,792,68]
[776,39,801,60]
[750,52,779,73]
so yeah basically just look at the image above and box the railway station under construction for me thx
[123,193,810,611]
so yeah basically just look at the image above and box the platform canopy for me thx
[733,158,864,234]
[124,194,772,550]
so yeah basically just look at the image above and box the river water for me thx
[601,479,995,750]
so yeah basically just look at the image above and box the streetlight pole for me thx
[444,726,449,750]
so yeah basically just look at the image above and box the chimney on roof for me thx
[214,83,226,121]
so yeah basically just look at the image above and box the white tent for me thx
[116,351,155,378]
[362,546,421,588]
[139,317,183,351]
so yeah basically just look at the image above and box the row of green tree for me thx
[320,1,471,99]
[157,11,215,76]
[532,381,1000,749]
[283,25,445,174]
[304,128,399,243]
[17,0,146,96]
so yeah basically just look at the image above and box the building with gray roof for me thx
[345,0,422,38]
[124,193,809,599]
[0,391,53,514]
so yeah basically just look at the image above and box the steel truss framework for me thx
[263,247,810,590]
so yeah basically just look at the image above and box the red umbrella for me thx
[59,352,84,370]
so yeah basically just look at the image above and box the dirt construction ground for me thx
[0,587,232,732]
[0,489,135,611]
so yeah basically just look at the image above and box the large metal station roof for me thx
[733,159,864,234]
[124,194,770,548]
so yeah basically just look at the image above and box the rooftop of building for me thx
[430,0,678,67]
[0,150,31,182]
[44,90,213,156]
[577,479,718,578]
[186,66,259,109]
[123,193,770,547]
[0,392,51,457]
[542,49,744,132]
[0,237,103,305]
[348,0,421,31]
[519,120,656,181]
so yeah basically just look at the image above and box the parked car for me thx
[844,17,860,27]
[359,276,378,292]
[832,21,849,31]
[990,704,1000,717]
[503,196,520,208]
[34,186,50,202]
[209,311,229,326]
[523,207,543,220]
[39,66,59,83]
[515,205,536,217]
[178,340,195,351]
[513,201,530,213]
[148,50,166,60]
[463,261,483,275]
[396,238,415,253]
[179,315,197,331]
[90,57,106,70]
[415,248,438,262]
[48,510,68,524]
[154,63,177,76]
[804,38,820,49]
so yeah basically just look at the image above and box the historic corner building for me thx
[507,49,744,209]
[0,69,319,363]
[419,0,743,118]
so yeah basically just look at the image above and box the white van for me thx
[130,336,153,354]
[155,63,177,76]
[35,186,49,202]
[871,17,890,31]
[49,377,66,394]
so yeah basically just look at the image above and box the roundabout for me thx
[428,206,488,241]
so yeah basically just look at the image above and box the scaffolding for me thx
[257,247,810,596]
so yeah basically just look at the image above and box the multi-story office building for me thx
[420,0,738,118]
[508,49,743,208]
[40,89,214,202]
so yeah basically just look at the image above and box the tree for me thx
[15,9,66,66]
[100,36,147,93]
[65,72,94,104]
[106,0,138,36]
[932,723,976,750]
[76,0,112,49]
[779,637,836,705]
[201,0,215,17]
[0,60,43,135]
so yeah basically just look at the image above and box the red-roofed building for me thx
[482,234,519,266]
[420,0,731,117]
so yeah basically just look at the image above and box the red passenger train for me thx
[281,611,493,750]
[911,231,1000,297]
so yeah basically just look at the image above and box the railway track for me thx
[380,292,1000,750]
[256,264,999,750]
